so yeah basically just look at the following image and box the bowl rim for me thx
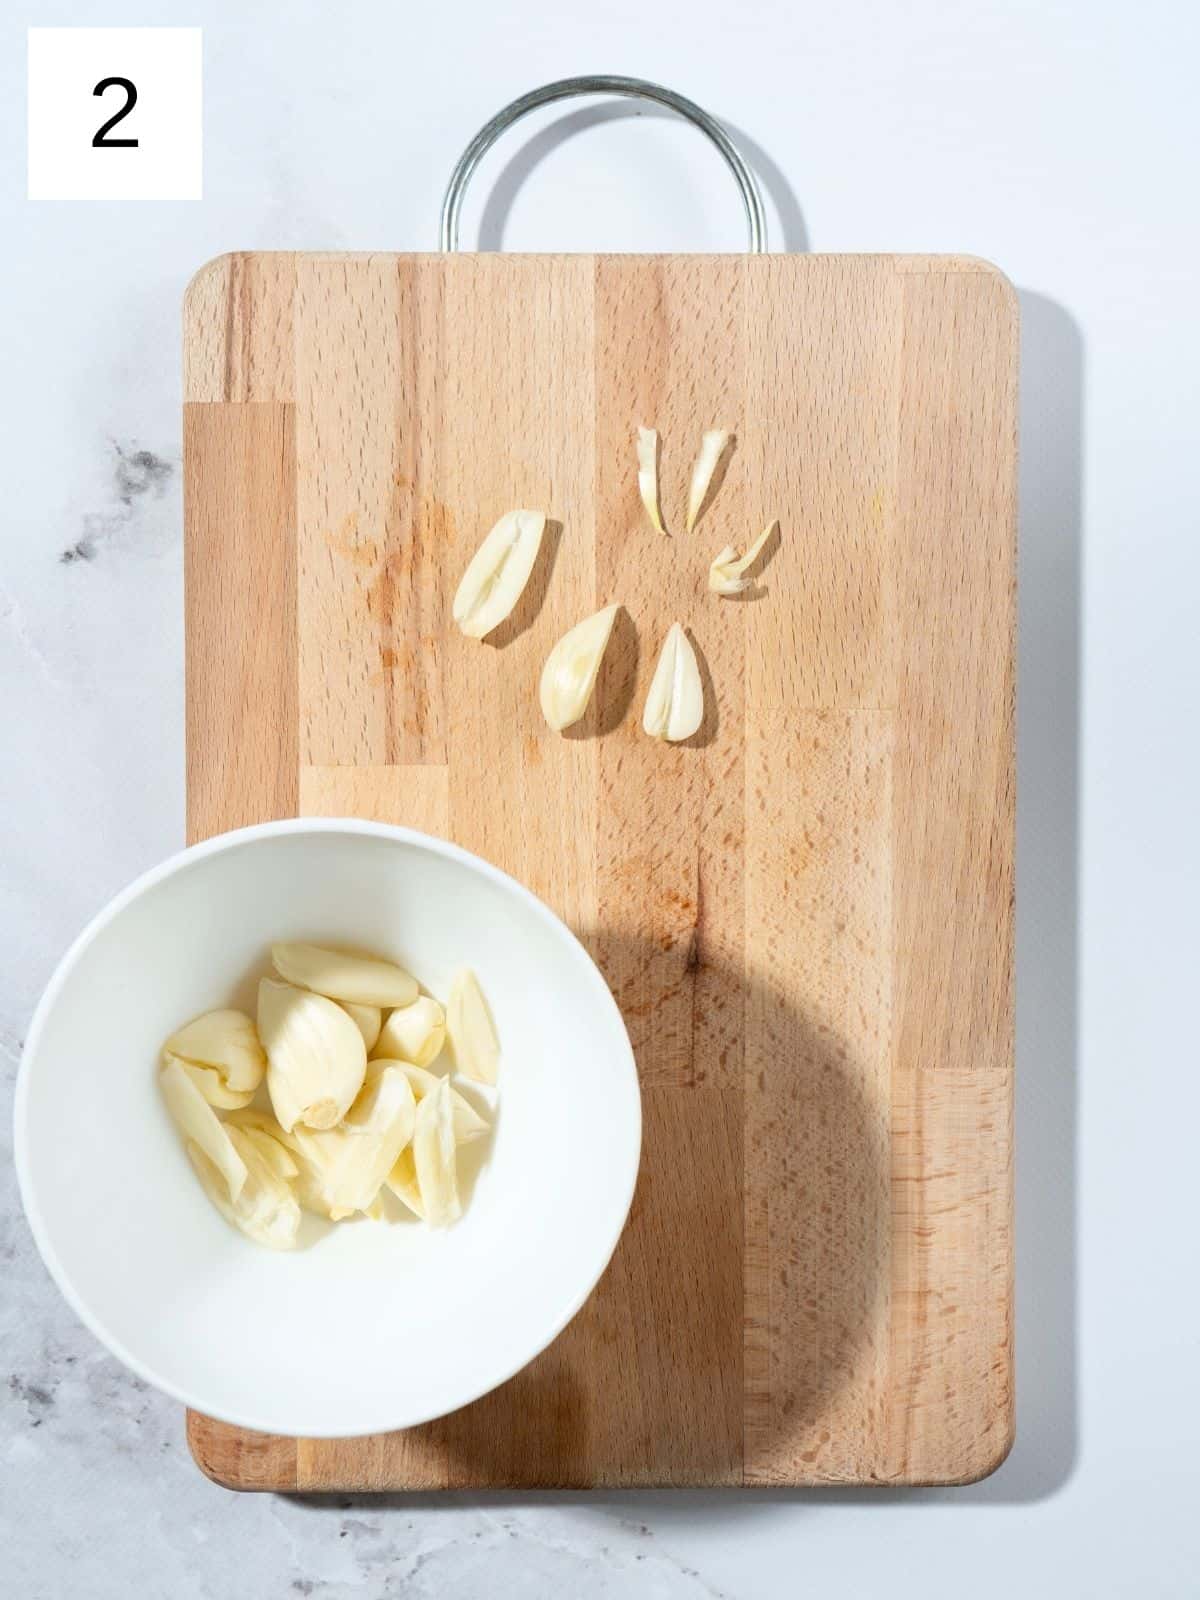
[14,817,642,1437]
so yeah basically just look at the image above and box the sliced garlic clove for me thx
[379,1059,491,1145]
[447,1088,490,1147]
[446,969,499,1084]
[258,977,366,1133]
[160,1056,247,1202]
[642,622,704,742]
[452,509,547,639]
[188,1128,300,1250]
[271,943,418,1009]
[163,1008,265,1093]
[225,1115,300,1179]
[371,995,446,1068]
[686,429,733,532]
[412,1077,461,1226]
[167,1054,256,1110]
[539,603,620,733]
[708,520,778,595]
[636,426,665,533]
[340,1001,382,1053]
[288,1064,417,1219]
[385,1145,425,1218]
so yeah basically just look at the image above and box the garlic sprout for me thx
[686,429,732,532]
[709,520,778,595]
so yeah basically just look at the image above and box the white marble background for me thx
[4,1,1199,1595]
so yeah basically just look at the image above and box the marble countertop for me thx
[5,2,1199,1595]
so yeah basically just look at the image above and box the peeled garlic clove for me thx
[340,1001,382,1053]
[539,603,620,733]
[452,509,547,639]
[412,1077,461,1226]
[381,1059,490,1145]
[163,1008,265,1093]
[160,1057,247,1202]
[686,429,732,532]
[636,426,665,533]
[258,978,366,1133]
[709,520,778,595]
[287,1063,416,1218]
[385,1145,424,1218]
[372,995,446,1068]
[446,969,499,1084]
[364,1193,387,1222]
[167,1054,256,1110]
[642,622,704,742]
[188,1128,300,1250]
[271,943,418,1009]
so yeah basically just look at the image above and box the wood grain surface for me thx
[182,252,1016,1490]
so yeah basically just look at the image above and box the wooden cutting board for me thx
[181,251,1015,1490]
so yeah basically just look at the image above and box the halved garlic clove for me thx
[452,509,547,639]
[163,1009,265,1093]
[642,622,704,742]
[188,1126,300,1250]
[539,603,620,733]
[446,969,499,1084]
[340,1001,382,1053]
[271,943,418,1009]
[231,1123,300,1180]
[258,978,367,1133]
[372,995,446,1067]
[709,520,778,595]
[636,426,665,533]
[380,1059,490,1145]
[166,1053,256,1111]
[286,1063,417,1219]
[160,1056,247,1202]
[412,1077,461,1226]
[385,1146,424,1218]
[686,429,733,532]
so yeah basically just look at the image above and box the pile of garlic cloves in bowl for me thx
[16,821,641,1435]
[160,944,498,1249]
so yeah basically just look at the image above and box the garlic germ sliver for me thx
[539,603,620,732]
[452,509,547,639]
[686,429,732,531]
[636,426,665,533]
[642,622,704,742]
[709,520,778,595]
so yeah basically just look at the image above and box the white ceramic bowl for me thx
[15,820,640,1437]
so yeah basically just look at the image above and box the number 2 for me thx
[92,77,138,148]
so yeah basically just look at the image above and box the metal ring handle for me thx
[440,75,767,253]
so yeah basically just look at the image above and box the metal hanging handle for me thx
[440,75,767,253]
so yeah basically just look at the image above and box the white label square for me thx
[28,28,202,200]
